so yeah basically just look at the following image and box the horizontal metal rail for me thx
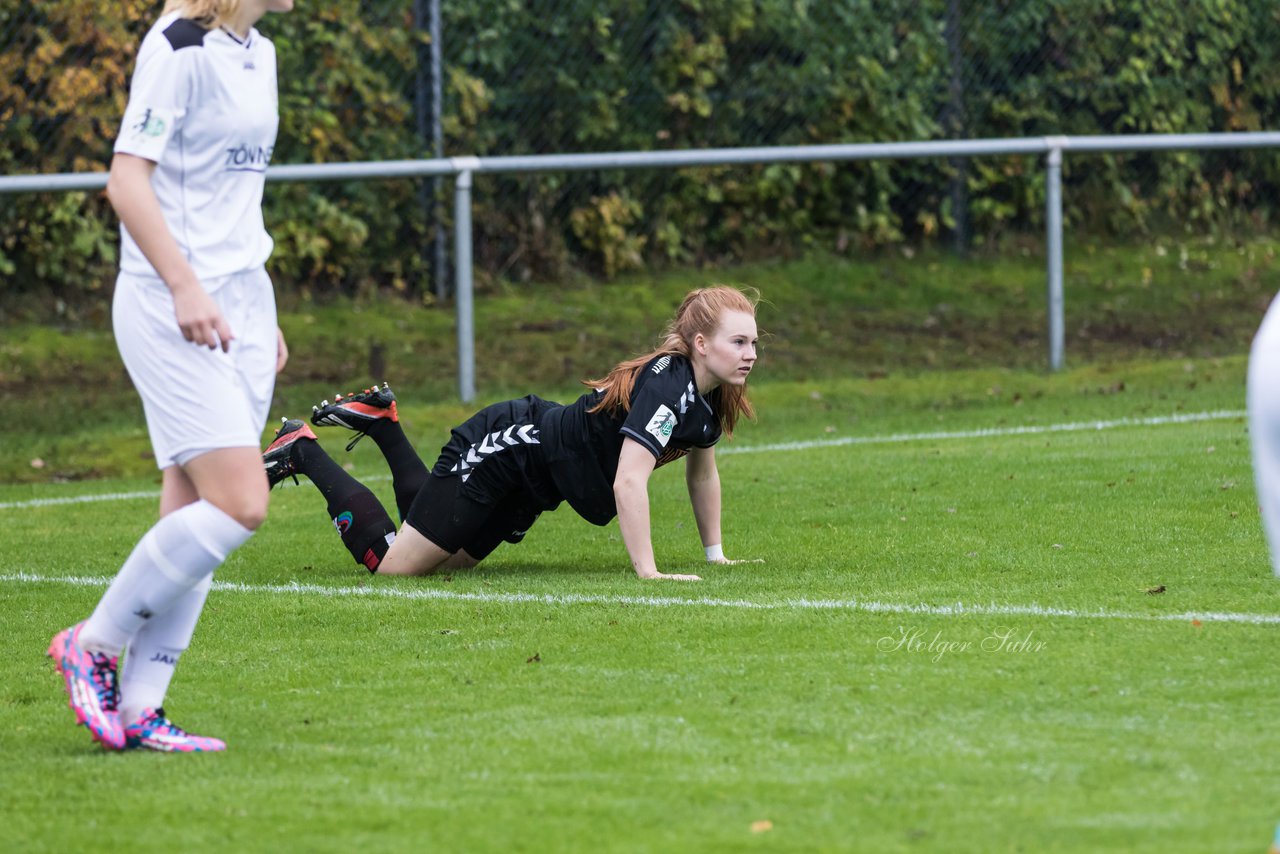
[10,132,1280,192]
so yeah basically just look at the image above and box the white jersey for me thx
[114,12,279,284]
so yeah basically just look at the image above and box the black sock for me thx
[366,420,429,522]
[293,440,396,572]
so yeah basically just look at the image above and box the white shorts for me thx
[113,268,277,469]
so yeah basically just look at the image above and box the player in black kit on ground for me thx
[263,285,761,581]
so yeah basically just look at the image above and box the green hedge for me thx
[3,0,1279,299]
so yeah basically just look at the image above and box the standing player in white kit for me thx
[47,0,294,752]
[1250,299,1280,576]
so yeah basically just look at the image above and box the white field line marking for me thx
[0,490,165,510]
[3,571,1276,626]
[716,409,1246,456]
[0,408,1246,512]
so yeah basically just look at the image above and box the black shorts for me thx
[405,396,563,560]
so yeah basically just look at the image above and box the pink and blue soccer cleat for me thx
[124,707,226,753]
[47,622,125,750]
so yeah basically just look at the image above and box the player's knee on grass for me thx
[439,550,481,571]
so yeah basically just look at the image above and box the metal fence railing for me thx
[4,130,1280,402]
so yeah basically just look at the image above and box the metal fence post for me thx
[1045,139,1066,371]
[430,0,447,301]
[452,158,480,403]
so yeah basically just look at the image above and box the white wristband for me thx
[704,544,724,562]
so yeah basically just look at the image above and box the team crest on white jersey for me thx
[644,405,677,447]
[131,108,167,138]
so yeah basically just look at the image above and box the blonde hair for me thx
[163,0,243,28]
[585,285,758,437]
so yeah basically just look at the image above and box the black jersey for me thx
[538,354,722,525]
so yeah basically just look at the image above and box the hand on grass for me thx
[637,570,702,581]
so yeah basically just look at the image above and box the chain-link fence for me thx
[3,0,1279,296]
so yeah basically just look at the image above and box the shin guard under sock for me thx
[365,419,429,522]
[81,500,251,655]
[294,440,397,572]
[119,574,212,726]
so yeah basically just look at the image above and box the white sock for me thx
[119,574,212,726]
[81,500,251,655]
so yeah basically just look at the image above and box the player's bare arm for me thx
[685,444,762,566]
[616,438,701,581]
[106,152,233,351]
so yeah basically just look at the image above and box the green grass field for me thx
[3,352,1277,852]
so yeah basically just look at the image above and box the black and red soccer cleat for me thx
[263,418,317,488]
[310,383,398,449]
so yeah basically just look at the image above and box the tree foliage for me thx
[3,0,1280,298]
